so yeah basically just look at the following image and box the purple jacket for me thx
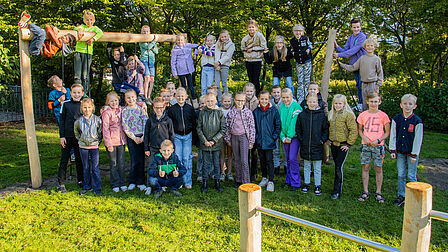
[337,32,367,65]
[127,60,145,95]
[171,43,199,76]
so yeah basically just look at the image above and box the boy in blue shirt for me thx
[47,75,71,124]
[389,94,423,207]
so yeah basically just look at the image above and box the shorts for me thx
[142,60,155,76]
[360,144,385,167]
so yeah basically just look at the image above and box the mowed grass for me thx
[0,122,448,251]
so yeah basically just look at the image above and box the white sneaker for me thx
[357,104,363,111]
[120,186,128,192]
[162,186,167,192]
[137,184,147,191]
[185,184,192,189]
[128,184,136,190]
[259,177,269,187]
[267,181,274,192]
[112,187,120,193]
[144,187,152,195]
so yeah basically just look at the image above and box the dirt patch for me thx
[420,158,448,191]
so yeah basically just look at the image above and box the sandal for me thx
[375,193,385,203]
[358,192,369,202]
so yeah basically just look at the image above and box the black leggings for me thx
[179,73,197,100]
[331,144,350,194]
[245,61,262,95]
[259,149,274,181]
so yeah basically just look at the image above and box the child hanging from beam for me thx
[18,11,76,58]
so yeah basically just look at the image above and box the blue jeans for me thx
[304,159,322,186]
[174,133,193,186]
[149,176,183,192]
[79,148,101,191]
[354,70,362,105]
[201,66,215,95]
[74,52,93,93]
[273,76,294,98]
[28,23,45,56]
[215,66,230,102]
[397,153,418,197]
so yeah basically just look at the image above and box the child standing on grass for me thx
[290,24,312,103]
[148,140,186,198]
[224,92,255,187]
[196,95,206,182]
[197,93,227,193]
[139,25,159,102]
[334,18,367,111]
[47,75,71,124]
[279,88,302,191]
[220,93,234,181]
[102,92,127,193]
[339,37,383,111]
[73,11,103,93]
[296,94,328,195]
[58,84,85,193]
[264,36,294,96]
[171,33,199,107]
[357,92,390,203]
[122,89,148,191]
[389,94,423,207]
[327,94,358,199]
[167,88,196,189]
[253,90,281,192]
[215,30,235,101]
[198,35,216,96]
[271,85,284,175]
[75,98,103,196]
[241,20,267,95]
[244,82,259,182]
[127,55,146,102]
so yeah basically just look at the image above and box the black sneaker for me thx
[94,190,103,196]
[314,186,322,196]
[301,184,310,193]
[393,196,405,207]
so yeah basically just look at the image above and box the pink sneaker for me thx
[18,11,31,28]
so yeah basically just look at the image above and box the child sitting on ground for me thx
[224,92,255,187]
[127,55,146,102]
[73,11,104,93]
[327,94,358,199]
[148,140,186,198]
[389,94,423,207]
[139,25,159,101]
[122,89,148,191]
[167,88,196,189]
[198,35,217,96]
[197,93,227,193]
[271,85,284,175]
[19,11,76,58]
[339,37,383,111]
[220,93,234,181]
[253,90,281,192]
[58,84,85,193]
[47,75,71,124]
[357,92,390,203]
[74,98,103,195]
[296,94,329,195]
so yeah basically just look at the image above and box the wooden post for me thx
[239,183,262,252]
[400,182,432,252]
[321,29,336,103]
[18,29,42,188]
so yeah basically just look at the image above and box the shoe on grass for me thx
[137,184,147,191]
[227,173,234,181]
[112,187,120,193]
[314,186,322,196]
[393,196,405,207]
[58,185,67,193]
[266,181,274,192]
[185,184,192,189]
[120,186,128,192]
[71,153,76,162]
[154,190,163,198]
[144,187,152,195]
[259,177,269,187]
[171,190,182,196]
[197,176,203,182]
[301,184,310,193]
[128,184,136,190]
[220,173,225,182]
[331,193,340,200]
[94,190,103,196]
[79,189,88,195]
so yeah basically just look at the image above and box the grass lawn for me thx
[0,122,447,250]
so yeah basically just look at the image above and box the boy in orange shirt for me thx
[357,92,390,203]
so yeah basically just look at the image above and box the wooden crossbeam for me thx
[20,29,176,43]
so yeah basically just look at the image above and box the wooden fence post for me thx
[18,29,42,188]
[400,182,432,252]
[239,183,262,252]
[321,29,336,103]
